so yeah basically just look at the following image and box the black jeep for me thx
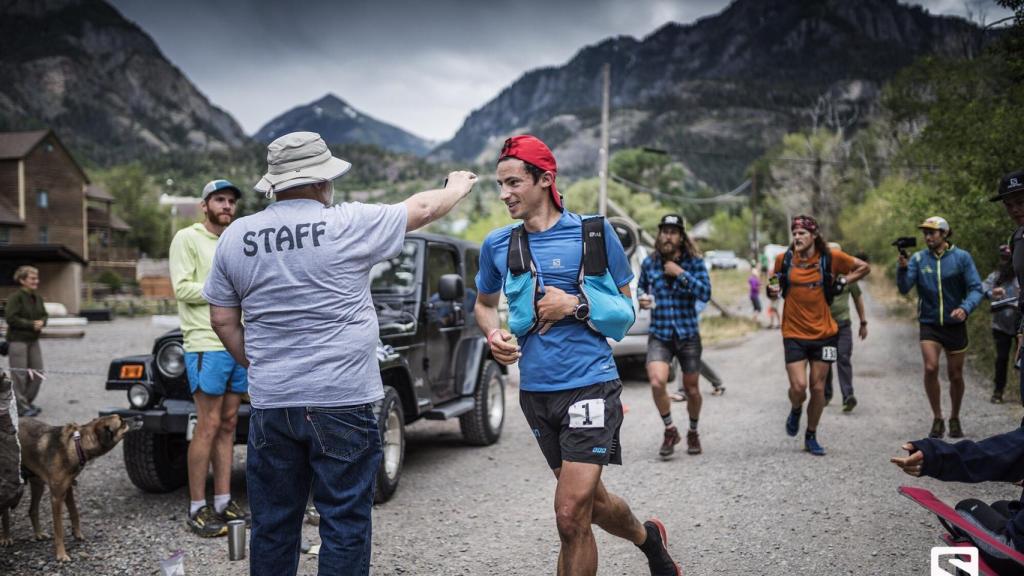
[101,232,506,502]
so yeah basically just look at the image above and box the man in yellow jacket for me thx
[169,179,248,538]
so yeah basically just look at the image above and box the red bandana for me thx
[791,215,819,234]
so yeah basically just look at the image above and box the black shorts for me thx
[520,379,624,470]
[646,335,702,374]
[920,322,968,353]
[751,296,762,312]
[783,336,839,364]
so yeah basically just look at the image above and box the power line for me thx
[642,146,939,171]
[609,173,748,204]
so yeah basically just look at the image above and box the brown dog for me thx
[15,415,131,561]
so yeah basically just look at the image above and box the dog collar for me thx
[72,430,87,468]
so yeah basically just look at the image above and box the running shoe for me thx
[842,395,857,413]
[711,385,726,396]
[948,418,964,439]
[218,500,250,526]
[804,434,826,456]
[686,430,702,455]
[641,519,683,576]
[785,409,801,437]
[187,505,228,538]
[991,391,1005,404]
[659,426,681,458]
[929,418,945,439]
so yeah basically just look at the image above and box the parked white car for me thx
[705,250,741,270]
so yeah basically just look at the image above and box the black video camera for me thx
[892,237,917,258]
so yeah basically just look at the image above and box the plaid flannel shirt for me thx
[638,253,711,342]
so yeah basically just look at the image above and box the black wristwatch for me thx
[573,295,590,321]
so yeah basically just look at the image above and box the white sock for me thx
[214,493,231,513]
[190,500,206,517]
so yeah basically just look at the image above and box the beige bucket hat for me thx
[254,131,352,195]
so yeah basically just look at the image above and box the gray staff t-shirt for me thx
[203,198,407,409]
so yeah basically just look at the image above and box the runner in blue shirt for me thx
[475,135,682,576]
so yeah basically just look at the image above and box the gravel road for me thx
[2,290,1022,575]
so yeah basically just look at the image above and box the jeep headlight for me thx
[156,341,185,378]
[128,383,152,409]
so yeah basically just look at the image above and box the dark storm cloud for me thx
[108,0,1010,141]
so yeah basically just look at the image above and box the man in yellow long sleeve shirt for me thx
[169,179,248,537]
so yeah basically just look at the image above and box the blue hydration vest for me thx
[504,216,635,341]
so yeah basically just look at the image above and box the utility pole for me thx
[598,63,610,217]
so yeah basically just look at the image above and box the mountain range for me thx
[432,0,991,187]
[0,0,996,188]
[0,0,247,166]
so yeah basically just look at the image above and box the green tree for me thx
[92,164,172,258]
[707,209,753,255]
[562,178,666,234]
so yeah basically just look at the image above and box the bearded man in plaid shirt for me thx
[637,214,711,458]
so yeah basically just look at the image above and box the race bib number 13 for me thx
[568,399,605,429]
[822,346,838,361]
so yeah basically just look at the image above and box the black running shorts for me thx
[519,379,624,470]
[783,335,840,364]
[919,322,968,353]
[646,335,702,375]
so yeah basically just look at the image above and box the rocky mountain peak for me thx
[255,95,433,156]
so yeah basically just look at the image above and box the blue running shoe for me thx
[785,409,801,437]
[804,434,826,456]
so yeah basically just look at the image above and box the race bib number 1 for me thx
[568,399,605,429]
[821,346,838,361]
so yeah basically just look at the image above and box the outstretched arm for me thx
[403,171,477,232]
[892,428,1024,483]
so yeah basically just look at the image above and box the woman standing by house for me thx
[7,265,47,417]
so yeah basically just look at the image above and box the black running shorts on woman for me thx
[520,379,624,470]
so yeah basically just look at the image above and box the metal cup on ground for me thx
[227,519,246,561]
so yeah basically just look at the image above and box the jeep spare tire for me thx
[374,385,405,503]
[460,359,505,446]
[123,431,188,493]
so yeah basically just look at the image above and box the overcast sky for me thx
[109,0,1011,142]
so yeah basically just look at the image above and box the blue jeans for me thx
[247,405,381,576]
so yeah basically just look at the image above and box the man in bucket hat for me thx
[203,131,477,575]
[476,135,683,575]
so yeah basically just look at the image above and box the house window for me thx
[0,228,9,245]
[36,190,48,209]
[38,226,48,243]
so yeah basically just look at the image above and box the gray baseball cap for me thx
[201,179,241,201]
[254,132,352,195]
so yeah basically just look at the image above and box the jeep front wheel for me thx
[374,386,405,503]
[460,359,505,446]
[123,431,188,493]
